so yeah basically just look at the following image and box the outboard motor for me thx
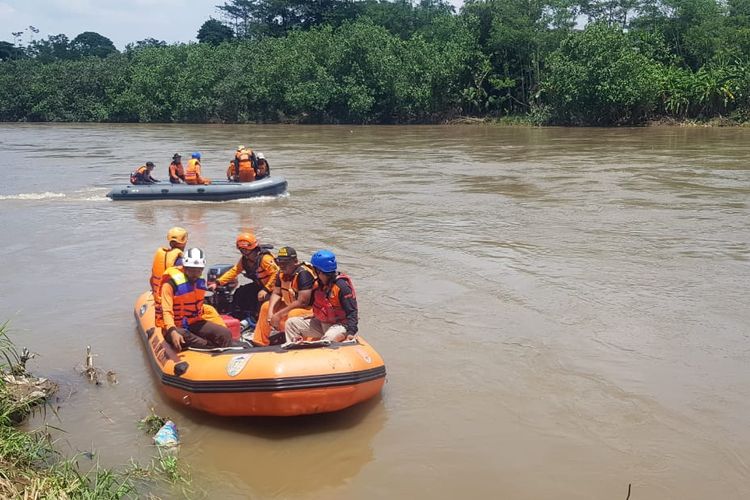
[206,264,237,314]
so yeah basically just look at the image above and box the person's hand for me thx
[257,290,269,302]
[270,313,281,329]
[170,330,186,351]
[207,282,217,291]
[346,334,356,341]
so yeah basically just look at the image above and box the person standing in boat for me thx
[251,246,316,346]
[185,152,211,185]
[226,145,256,182]
[209,232,279,330]
[284,250,358,343]
[255,152,270,180]
[130,161,159,184]
[168,153,186,184]
[159,247,232,351]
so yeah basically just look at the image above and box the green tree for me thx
[26,34,71,62]
[125,38,168,53]
[197,19,235,45]
[542,22,661,124]
[0,41,24,61]
[70,31,118,58]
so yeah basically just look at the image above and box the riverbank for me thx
[0,325,136,498]
[0,324,193,498]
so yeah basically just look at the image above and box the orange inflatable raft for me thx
[134,291,386,416]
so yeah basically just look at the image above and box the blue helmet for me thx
[311,250,337,273]
[191,152,201,159]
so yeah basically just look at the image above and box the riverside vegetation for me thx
[1,0,749,125]
[0,324,190,498]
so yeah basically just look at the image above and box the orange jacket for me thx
[279,262,316,305]
[158,266,208,332]
[169,161,185,183]
[216,251,279,292]
[185,159,210,185]
[227,150,256,182]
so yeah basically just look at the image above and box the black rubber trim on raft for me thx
[161,366,386,393]
[134,310,386,393]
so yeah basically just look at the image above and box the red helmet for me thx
[236,232,258,250]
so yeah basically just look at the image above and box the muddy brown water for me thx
[0,124,749,499]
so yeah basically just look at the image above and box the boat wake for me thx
[0,187,109,202]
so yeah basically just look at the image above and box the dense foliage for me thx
[1,0,750,125]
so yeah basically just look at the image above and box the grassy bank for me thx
[0,324,198,498]
[0,323,139,498]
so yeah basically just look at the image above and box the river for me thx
[0,123,748,499]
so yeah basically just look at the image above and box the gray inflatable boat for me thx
[107,176,287,201]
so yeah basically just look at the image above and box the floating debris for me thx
[75,346,117,385]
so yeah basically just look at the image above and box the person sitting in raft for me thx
[251,246,316,346]
[185,152,210,185]
[226,145,256,182]
[150,226,188,328]
[168,153,186,184]
[130,161,159,185]
[158,247,232,351]
[208,232,279,330]
[284,250,358,344]
[255,152,270,180]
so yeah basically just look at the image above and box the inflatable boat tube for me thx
[134,291,386,417]
[108,176,287,201]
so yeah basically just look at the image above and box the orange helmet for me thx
[236,232,258,250]
[167,226,188,245]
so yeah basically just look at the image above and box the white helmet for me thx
[256,152,265,160]
[183,247,206,268]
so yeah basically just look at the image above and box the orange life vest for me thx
[241,250,277,290]
[169,161,185,183]
[130,165,149,184]
[313,274,355,324]
[150,247,183,296]
[185,159,207,185]
[230,150,256,182]
[160,267,207,327]
[280,262,317,305]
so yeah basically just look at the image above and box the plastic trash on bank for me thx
[153,420,180,446]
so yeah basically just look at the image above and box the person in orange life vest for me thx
[130,161,159,185]
[251,246,316,346]
[208,232,279,328]
[226,145,256,182]
[255,152,270,180]
[168,153,186,184]
[151,227,188,330]
[284,250,358,343]
[185,152,210,185]
[159,247,232,351]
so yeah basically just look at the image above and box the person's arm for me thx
[216,259,243,286]
[337,279,358,335]
[161,281,186,349]
[259,255,279,292]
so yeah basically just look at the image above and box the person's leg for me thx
[321,323,347,342]
[252,301,272,346]
[284,316,314,343]
[188,320,232,348]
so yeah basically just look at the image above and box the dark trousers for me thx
[231,283,262,321]
[176,320,232,349]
